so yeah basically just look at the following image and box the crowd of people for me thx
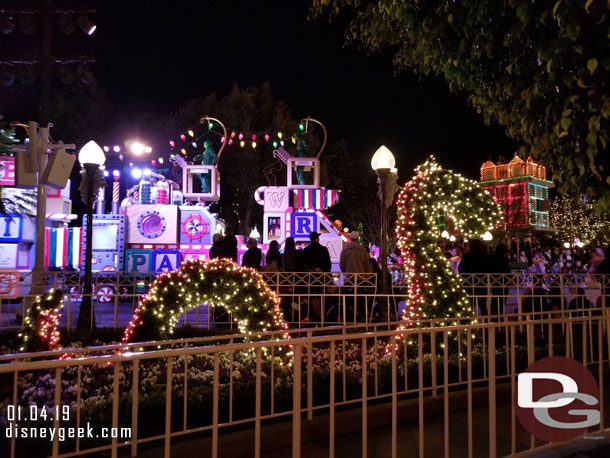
[207,228,610,319]
[443,239,610,276]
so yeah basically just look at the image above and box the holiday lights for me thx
[550,195,609,247]
[393,157,501,345]
[19,289,64,352]
[121,257,289,344]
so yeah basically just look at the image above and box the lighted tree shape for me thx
[394,157,501,341]
[19,289,64,352]
[122,258,289,344]
[550,195,609,247]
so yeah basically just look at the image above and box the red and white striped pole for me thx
[112,170,120,214]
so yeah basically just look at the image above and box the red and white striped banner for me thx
[293,188,338,210]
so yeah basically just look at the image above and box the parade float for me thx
[0,116,347,302]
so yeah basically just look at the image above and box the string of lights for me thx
[392,157,501,348]
[169,120,309,155]
[19,288,64,352]
[121,257,290,345]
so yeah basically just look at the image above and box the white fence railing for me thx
[0,272,608,330]
[0,311,609,457]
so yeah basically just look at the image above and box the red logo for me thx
[514,356,600,442]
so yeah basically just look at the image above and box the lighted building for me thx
[479,155,554,233]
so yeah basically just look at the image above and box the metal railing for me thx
[0,272,608,329]
[0,310,609,457]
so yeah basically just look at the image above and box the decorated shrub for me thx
[122,258,289,343]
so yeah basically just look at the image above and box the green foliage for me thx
[122,258,288,343]
[395,158,501,324]
[169,82,306,233]
[20,289,64,352]
[0,115,16,157]
[310,0,610,209]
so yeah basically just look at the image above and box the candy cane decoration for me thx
[111,170,120,214]
[393,157,501,345]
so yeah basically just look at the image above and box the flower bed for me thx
[0,331,566,457]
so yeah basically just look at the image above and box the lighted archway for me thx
[394,157,502,340]
[122,258,289,343]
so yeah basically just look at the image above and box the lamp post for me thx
[482,230,493,254]
[371,145,396,322]
[77,140,105,330]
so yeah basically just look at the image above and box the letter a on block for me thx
[157,255,174,271]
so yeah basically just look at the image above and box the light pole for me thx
[371,145,396,322]
[482,230,493,254]
[76,141,105,330]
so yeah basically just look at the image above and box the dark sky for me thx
[92,0,514,179]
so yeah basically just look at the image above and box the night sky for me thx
[92,0,516,180]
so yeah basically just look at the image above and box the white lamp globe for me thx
[371,145,396,171]
[250,227,261,239]
[78,140,106,166]
[482,231,493,241]
[441,230,450,239]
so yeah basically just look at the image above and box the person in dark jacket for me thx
[489,243,511,317]
[241,237,262,269]
[303,232,331,272]
[283,237,305,271]
[209,233,224,260]
[219,226,238,262]
[459,239,492,316]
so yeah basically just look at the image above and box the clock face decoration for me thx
[181,215,208,240]
[137,211,167,239]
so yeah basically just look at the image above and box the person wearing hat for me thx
[303,231,331,272]
[340,231,371,275]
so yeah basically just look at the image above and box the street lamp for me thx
[482,231,493,254]
[77,140,105,330]
[371,145,396,322]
